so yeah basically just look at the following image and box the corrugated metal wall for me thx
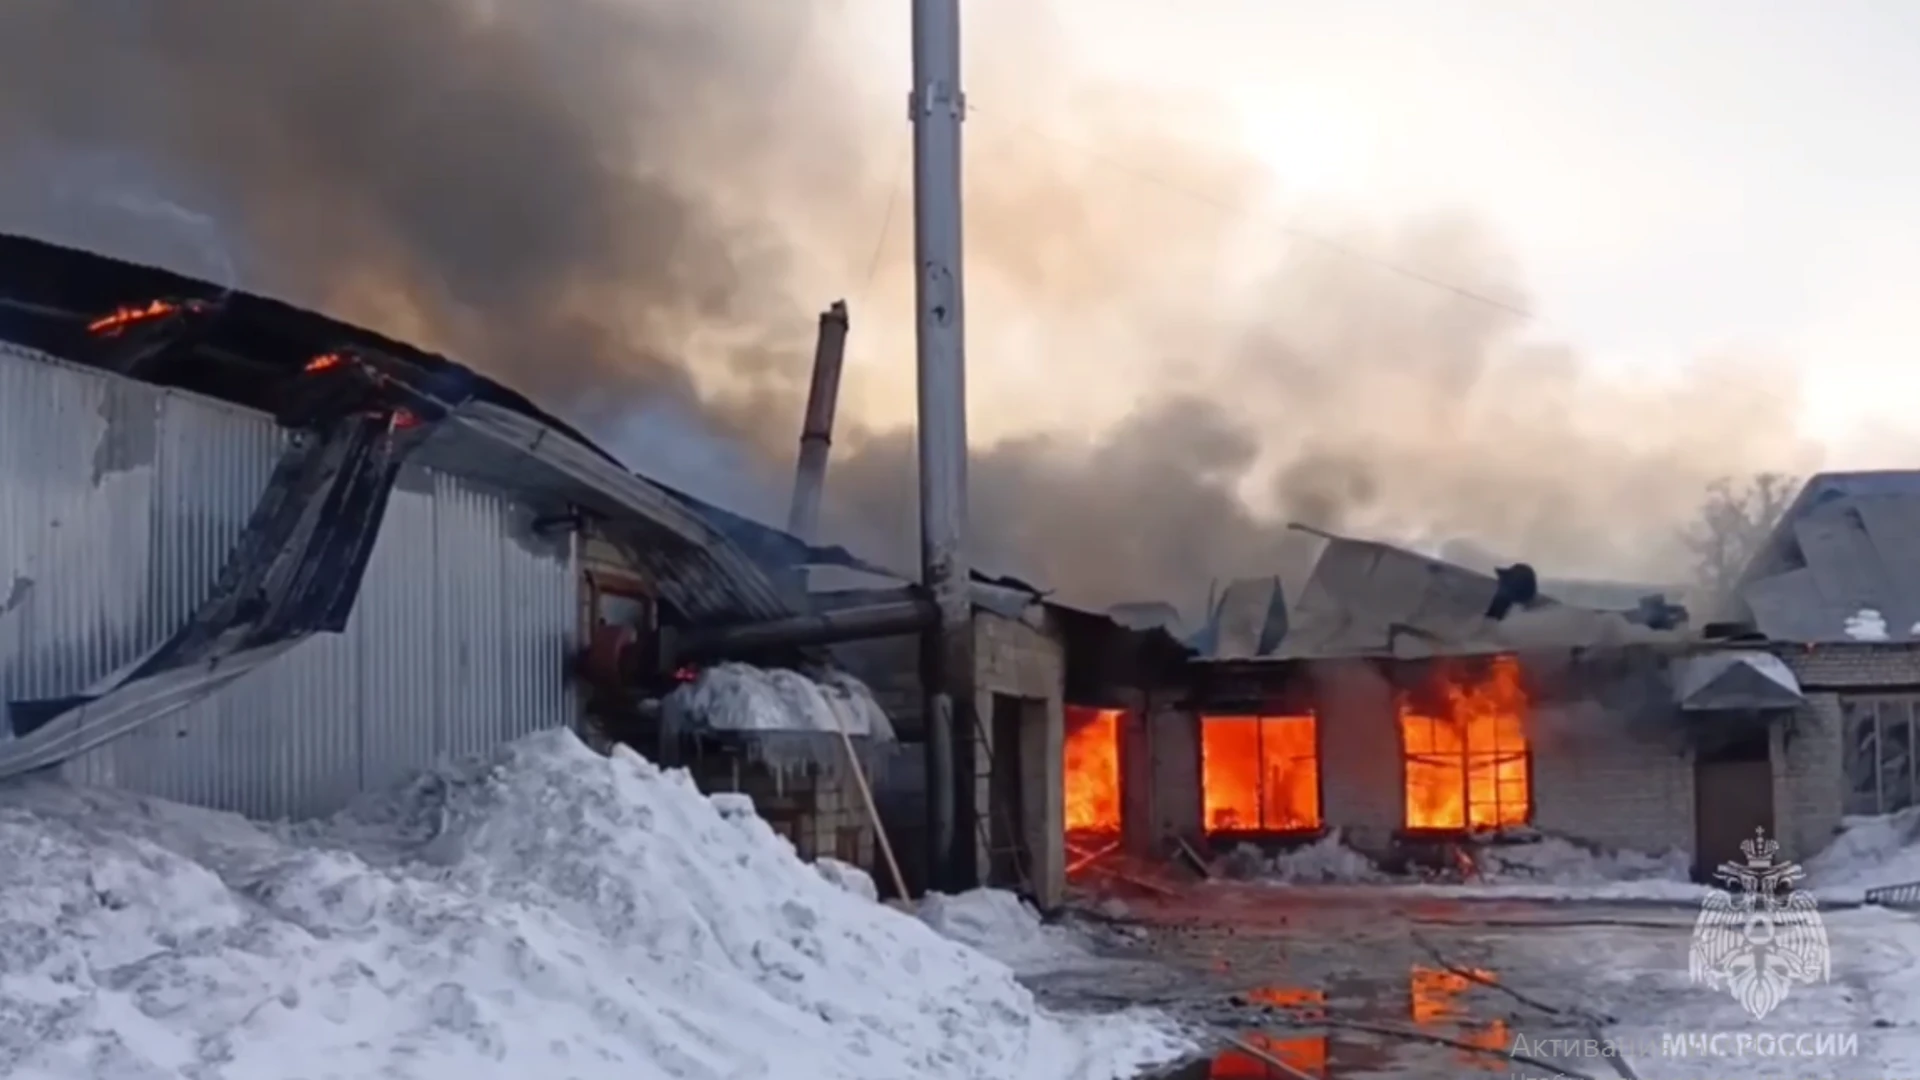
[0,342,578,820]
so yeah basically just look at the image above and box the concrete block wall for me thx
[1307,660,1402,854]
[818,600,1071,906]
[696,761,875,867]
[1530,702,1694,856]
[973,609,1067,909]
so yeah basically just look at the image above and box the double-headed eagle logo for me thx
[1688,827,1830,1019]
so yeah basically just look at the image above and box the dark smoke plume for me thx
[0,0,823,435]
[0,1,1821,620]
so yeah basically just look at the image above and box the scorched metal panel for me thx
[1,343,578,817]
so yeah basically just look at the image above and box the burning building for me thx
[0,235,1193,915]
[1104,528,1889,878]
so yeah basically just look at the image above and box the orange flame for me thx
[1201,715,1320,833]
[1400,655,1530,831]
[305,352,346,373]
[88,298,188,335]
[1064,706,1121,834]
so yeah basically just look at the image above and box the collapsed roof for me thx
[0,232,796,626]
[1738,471,1920,643]
[1199,529,1689,661]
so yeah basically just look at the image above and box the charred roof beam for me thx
[83,296,222,379]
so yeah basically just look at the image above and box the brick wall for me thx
[1115,688,1165,855]
[1773,693,1843,864]
[1307,659,1403,854]
[1143,696,1202,852]
[1776,642,1920,688]
[1771,643,1918,862]
[1530,702,1695,856]
[828,633,922,734]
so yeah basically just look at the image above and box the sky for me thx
[0,0,1903,593]
[825,0,1920,466]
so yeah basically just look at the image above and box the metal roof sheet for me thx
[1738,476,1920,642]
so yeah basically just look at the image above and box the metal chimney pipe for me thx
[910,0,975,893]
[786,300,850,542]
[678,598,937,660]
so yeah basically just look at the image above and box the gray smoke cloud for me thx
[0,0,1822,621]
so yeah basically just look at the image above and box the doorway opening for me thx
[987,694,1039,890]
[1694,719,1774,881]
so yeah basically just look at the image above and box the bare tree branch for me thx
[1681,472,1800,618]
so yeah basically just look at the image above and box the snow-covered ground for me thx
[0,731,1190,1080]
[1564,906,1920,1079]
[918,889,1100,977]
[1807,807,1920,904]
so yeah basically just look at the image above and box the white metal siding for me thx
[0,343,578,819]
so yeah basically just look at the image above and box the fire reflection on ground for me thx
[1207,1032,1328,1078]
[1211,988,1328,1078]
[1409,964,1510,1069]
[1201,715,1320,834]
[1199,967,1510,1077]
[1400,655,1530,832]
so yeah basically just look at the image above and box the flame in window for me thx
[1201,715,1321,833]
[1401,655,1530,831]
[1064,706,1122,835]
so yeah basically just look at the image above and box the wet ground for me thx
[1039,882,1920,1079]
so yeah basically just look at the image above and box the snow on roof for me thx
[1673,650,1805,711]
[666,662,896,740]
[1739,472,1920,642]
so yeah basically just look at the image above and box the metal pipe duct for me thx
[910,0,975,893]
[677,598,936,660]
[786,300,849,543]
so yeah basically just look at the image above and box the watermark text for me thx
[1511,1031,1860,1059]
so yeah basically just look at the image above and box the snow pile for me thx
[0,731,1188,1080]
[668,663,896,738]
[918,889,1095,976]
[1228,832,1706,901]
[1221,832,1387,884]
[814,856,881,903]
[1846,607,1891,641]
[1808,807,1920,904]
[1429,836,1705,901]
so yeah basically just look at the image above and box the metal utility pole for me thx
[786,300,850,543]
[910,0,975,893]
